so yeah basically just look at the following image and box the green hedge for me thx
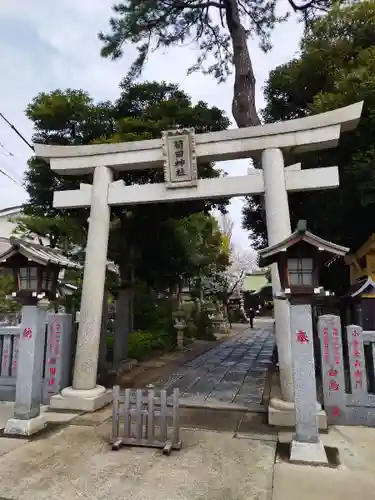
[107,329,175,361]
[128,330,174,360]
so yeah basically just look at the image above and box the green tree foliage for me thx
[18,89,105,247]
[176,212,229,279]
[243,1,375,292]
[99,0,331,127]
[21,81,230,288]
[0,274,20,313]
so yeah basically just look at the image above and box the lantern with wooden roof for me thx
[258,220,349,302]
[0,237,82,304]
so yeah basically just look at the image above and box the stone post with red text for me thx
[43,313,73,404]
[5,303,48,436]
[289,302,328,464]
[318,315,346,425]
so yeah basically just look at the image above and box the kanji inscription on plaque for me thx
[162,128,198,188]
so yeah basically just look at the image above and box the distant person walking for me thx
[249,307,255,329]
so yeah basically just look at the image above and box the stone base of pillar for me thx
[49,385,112,412]
[290,439,328,465]
[4,414,46,437]
[268,397,327,429]
[268,371,328,429]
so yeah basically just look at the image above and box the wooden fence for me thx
[111,386,182,454]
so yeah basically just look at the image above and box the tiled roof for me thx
[0,237,82,270]
[259,220,349,267]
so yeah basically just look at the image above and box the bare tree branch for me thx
[288,0,316,11]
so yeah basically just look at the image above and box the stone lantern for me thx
[260,220,346,303]
[0,237,80,304]
[0,237,81,436]
[259,220,349,465]
[172,309,187,350]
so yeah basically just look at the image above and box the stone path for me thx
[155,324,275,409]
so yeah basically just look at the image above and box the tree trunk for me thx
[129,266,135,333]
[113,264,134,369]
[177,279,182,307]
[200,277,204,303]
[113,288,132,368]
[223,300,228,320]
[225,0,261,128]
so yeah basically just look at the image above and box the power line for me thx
[0,111,33,193]
[0,112,34,152]
[0,168,25,190]
[0,142,13,157]
[0,143,25,185]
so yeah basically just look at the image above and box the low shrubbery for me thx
[106,283,219,363]
[127,330,174,360]
[107,282,178,361]
[107,328,176,361]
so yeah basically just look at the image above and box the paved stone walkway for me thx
[155,324,275,409]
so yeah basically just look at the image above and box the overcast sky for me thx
[0,0,302,249]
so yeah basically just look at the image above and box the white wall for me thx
[0,205,47,253]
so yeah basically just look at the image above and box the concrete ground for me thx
[2,402,375,500]
[0,420,276,500]
[273,426,375,500]
[3,405,375,500]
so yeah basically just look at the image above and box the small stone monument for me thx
[174,320,185,350]
[259,220,349,465]
[173,310,187,350]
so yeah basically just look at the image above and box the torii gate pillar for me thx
[262,148,293,402]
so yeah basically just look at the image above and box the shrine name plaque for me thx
[162,128,197,188]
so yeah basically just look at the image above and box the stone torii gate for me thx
[35,101,363,413]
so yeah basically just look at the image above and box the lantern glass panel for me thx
[288,258,313,286]
[19,266,38,290]
[42,268,54,291]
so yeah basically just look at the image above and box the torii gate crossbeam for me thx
[53,165,339,209]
